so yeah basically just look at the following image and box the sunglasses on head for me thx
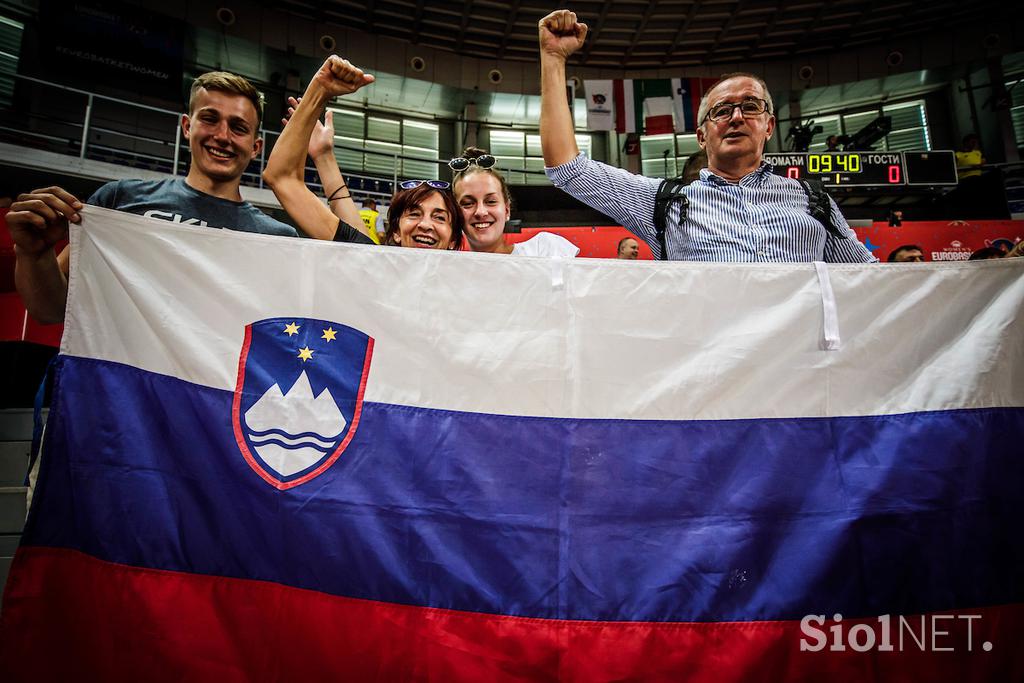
[398,180,451,191]
[448,155,496,172]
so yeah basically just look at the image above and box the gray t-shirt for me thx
[88,178,298,237]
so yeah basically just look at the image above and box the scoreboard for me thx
[763,151,958,187]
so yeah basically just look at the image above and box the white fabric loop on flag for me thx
[814,261,841,351]
[550,260,565,290]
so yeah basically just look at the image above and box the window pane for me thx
[675,134,701,155]
[365,139,401,175]
[525,157,547,185]
[576,134,592,158]
[573,97,587,130]
[495,155,525,184]
[368,117,401,143]
[1009,79,1024,107]
[1011,104,1024,148]
[401,143,438,179]
[0,16,23,108]
[334,136,364,174]
[402,157,436,180]
[526,134,542,158]
[641,134,676,178]
[489,130,525,157]
[842,110,880,138]
[885,127,929,151]
[884,103,927,130]
[331,108,365,139]
[642,158,677,177]
[640,134,674,159]
[885,102,930,150]
[403,120,438,150]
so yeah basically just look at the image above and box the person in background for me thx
[451,147,578,258]
[264,56,462,252]
[887,245,925,263]
[358,198,382,244]
[617,237,639,259]
[955,134,985,180]
[679,149,708,185]
[969,246,1004,261]
[8,70,312,325]
[887,209,903,227]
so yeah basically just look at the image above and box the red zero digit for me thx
[888,165,901,183]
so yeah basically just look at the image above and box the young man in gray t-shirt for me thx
[6,70,370,324]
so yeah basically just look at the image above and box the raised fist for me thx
[313,56,375,98]
[538,10,588,60]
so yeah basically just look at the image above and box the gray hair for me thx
[696,72,774,127]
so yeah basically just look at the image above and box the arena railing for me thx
[1,74,546,203]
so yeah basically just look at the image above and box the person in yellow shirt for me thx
[358,198,382,244]
[955,133,985,180]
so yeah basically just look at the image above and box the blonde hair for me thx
[188,71,265,128]
[452,147,512,208]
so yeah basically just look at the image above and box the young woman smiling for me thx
[451,147,578,258]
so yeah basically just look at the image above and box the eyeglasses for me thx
[398,180,451,191]
[704,98,770,123]
[448,155,496,172]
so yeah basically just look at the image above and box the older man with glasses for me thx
[537,9,876,264]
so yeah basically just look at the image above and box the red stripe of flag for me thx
[613,80,625,135]
[3,548,1021,682]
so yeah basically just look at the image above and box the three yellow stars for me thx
[282,323,336,362]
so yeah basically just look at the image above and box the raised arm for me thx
[263,56,374,240]
[539,10,588,168]
[282,97,366,236]
[7,186,80,323]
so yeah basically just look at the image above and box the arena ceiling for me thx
[274,0,1009,68]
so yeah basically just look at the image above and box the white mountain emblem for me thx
[243,370,346,477]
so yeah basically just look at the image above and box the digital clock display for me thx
[807,153,862,175]
[762,151,956,187]
[764,152,907,186]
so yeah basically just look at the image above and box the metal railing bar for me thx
[13,73,183,117]
[6,73,549,184]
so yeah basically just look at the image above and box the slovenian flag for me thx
[1,208,1022,681]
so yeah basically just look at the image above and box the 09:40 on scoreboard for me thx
[766,152,904,186]
[763,151,957,187]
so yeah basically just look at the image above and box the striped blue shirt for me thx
[546,153,878,263]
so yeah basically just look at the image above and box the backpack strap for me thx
[653,178,690,260]
[799,178,845,240]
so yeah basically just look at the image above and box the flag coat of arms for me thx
[1,207,1022,681]
[233,317,373,489]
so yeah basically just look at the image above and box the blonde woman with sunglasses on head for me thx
[264,56,463,251]
[451,147,578,258]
